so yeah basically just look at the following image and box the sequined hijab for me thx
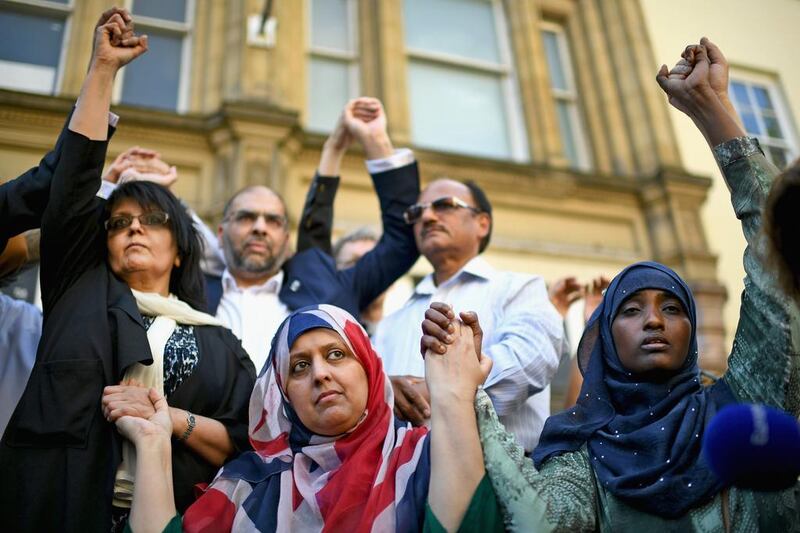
[533,261,736,518]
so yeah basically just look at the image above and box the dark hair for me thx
[106,181,207,311]
[464,180,493,254]
[765,159,800,303]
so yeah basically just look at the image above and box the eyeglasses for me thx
[225,209,287,229]
[105,211,170,231]
[403,196,482,224]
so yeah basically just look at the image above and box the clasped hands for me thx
[392,303,492,425]
[102,382,172,446]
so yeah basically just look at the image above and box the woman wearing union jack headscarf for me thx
[114,303,502,533]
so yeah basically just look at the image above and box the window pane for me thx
[0,10,64,67]
[308,57,351,131]
[730,81,750,108]
[408,60,510,158]
[404,0,501,64]
[741,111,761,135]
[0,9,64,94]
[763,115,785,139]
[121,32,182,110]
[132,0,187,22]
[556,101,579,167]
[753,86,773,110]
[542,30,568,91]
[767,146,788,169]
[311,0,352,52]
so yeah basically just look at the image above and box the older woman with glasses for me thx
[0,10,255,533]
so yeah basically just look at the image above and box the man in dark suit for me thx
[207,97,420,371]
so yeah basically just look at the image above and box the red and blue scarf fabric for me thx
[184,304,431,532]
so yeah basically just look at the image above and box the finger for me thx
[429,301,455,320]
[421,333,447,355]
[104,385,128,395]
[407,387,431,419]
[656,64,670,92]
[392,392,415,423]
[402,393,428,425]
[701,37,727,66]
[478,353,493,380]
[425,306,455,333]
[119,36,141,47]
[421,320,452,349]
[149,388,169,413]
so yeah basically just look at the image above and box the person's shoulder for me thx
[0,294,41,326]
[284,247,336,273]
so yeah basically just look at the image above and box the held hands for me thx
[343,97,393,160]
[390,375,431,426]
[422,303,492,403]
[114,388,173,447]
[90,7,148,73]
[102,381,157,422]
[548,277,582,318]
[103,146,179,189]
[655,38,743,145]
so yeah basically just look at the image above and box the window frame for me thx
[305,0,360,133]
[112,0,194,113]
[539,20,592,171]
[728,70,799,169]
[0,0,74,96]
[404,0,529,162]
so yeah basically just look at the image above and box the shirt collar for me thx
[222,269,284,294]
[414,256,495,296]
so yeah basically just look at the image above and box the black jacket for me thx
[0,130,255,531]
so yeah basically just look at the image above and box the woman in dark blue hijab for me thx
[533,261,736,518]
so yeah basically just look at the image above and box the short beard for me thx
[222,233,288,279]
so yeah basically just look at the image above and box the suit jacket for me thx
[0,112,77,253]
[205,163,420,317]
[0,130,255,531]
[296,173,339,255]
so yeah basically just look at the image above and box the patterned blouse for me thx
[141,316,199,397]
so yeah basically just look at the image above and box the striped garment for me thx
[184,304,431,532]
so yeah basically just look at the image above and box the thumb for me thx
[149,388,168,412]
[656,64,670,92]
[478,353,493,381]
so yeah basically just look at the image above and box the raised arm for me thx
[39,10,148,313]
[425,306,493,531]
[657,40,798,409]
[336,98,420,309]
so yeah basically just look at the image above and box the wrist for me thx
[362,133,394,160]
[88,59,119,79]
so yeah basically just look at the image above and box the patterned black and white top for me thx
[142,315,199,397]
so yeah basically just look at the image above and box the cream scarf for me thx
[113,290,222,508]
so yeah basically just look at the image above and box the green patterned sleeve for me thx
[475,390,596,532]
[715,137,800,412]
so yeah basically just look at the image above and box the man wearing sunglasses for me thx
[372,178,566,453]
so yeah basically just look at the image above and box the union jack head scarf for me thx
[184,304,431,532]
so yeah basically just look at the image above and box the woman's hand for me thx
[584,276,610,323]
[90,10,148,73]
[656,41,744,147]
[424,304,492,404]
[114,388,172,446]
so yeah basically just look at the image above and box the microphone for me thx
[702,403,800,491]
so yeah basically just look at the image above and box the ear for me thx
[174,256,181,268]
[476,213,490,241]
[217,224,225,248]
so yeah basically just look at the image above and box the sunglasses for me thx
[403,196,482,224]
[105,211,170,231]
[225,209,287,229]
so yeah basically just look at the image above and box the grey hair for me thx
[333,227,380,267]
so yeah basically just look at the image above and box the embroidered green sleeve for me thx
[714,137,800,413]
[475,390,596,532]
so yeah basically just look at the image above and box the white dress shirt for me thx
[373,256,566,452]
[216,269,289,374]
